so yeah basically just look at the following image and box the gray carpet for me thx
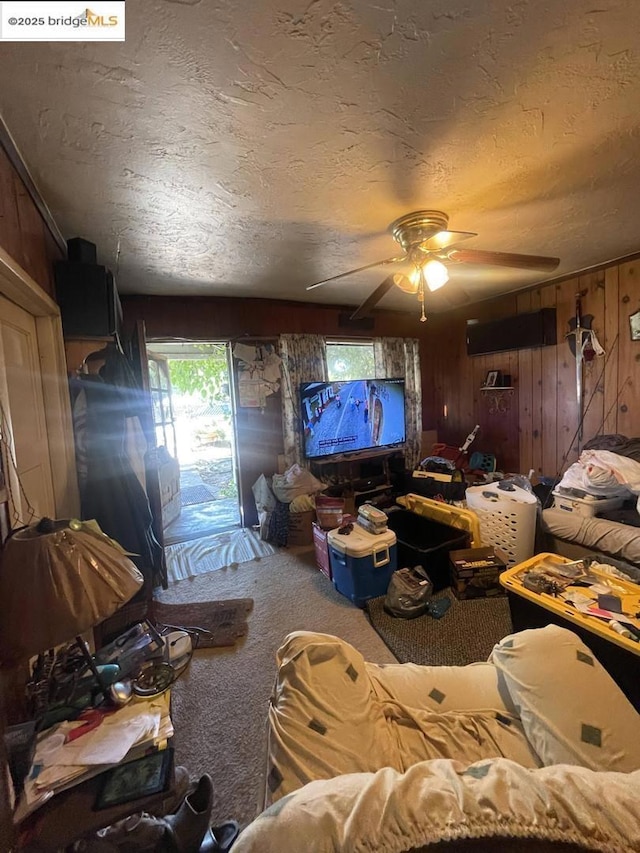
[155,547,396,829]
[366,590,513,666]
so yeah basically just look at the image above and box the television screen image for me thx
[300,378,406,460]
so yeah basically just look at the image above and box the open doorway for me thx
[146,341,241,545]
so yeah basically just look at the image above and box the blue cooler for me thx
[328,526,397,607]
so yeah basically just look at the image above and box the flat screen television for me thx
[300,378,406,460]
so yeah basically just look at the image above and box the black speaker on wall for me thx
[466,307,557,356]
[55,261,122,338]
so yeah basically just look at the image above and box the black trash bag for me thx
[384,565,433,619]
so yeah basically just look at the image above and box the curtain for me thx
[374,337,422,469]
[279,334,328,467]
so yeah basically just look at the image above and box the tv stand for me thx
[310,449,405,510]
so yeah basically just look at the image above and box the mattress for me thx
[541,508,640,574]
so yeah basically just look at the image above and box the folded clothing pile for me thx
[253,465,327,546]
[556,447,640,516]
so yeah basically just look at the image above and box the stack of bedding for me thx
[543,434,640,570]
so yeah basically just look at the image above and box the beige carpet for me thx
[155,546,396,829]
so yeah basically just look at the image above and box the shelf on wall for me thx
[480,386,514,414]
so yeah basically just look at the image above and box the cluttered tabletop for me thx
[501,553,640,655]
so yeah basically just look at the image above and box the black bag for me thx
[384,565,433,619]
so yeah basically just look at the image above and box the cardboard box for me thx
[312,521,332,579]
[449,546,508,599]
[288,509,315,546]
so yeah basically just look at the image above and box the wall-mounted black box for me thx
[55,262,122,338]
[67,237,97,264]
[466,308,557,356]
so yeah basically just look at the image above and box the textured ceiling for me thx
[1,0,640,315]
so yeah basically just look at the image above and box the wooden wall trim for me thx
[0,248,79,518]
[0,246,58,316]
[0,115,66,255]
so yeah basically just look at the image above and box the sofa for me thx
[234,626,640,852]
[539,507,640,580]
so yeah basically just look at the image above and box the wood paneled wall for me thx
[423,258,640,477]
[0,141,65,851]
[0,145,62,300]
[121,295,432,422]
[123,258,640,481]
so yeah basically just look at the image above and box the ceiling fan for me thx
[306,210,560,321]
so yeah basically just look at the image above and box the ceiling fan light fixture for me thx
[423,259,449,292]
[400,270,420,293]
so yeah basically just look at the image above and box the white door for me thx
[0,294,56,525]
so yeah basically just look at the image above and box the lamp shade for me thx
[423,260,449,292]
[0,519,144,664]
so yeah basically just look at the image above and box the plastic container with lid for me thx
[328,526,397,607]
[386,508,470,592]
[551,490,624,518]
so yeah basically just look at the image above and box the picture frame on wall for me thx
[484,370,499,388]
[630,310,640,341]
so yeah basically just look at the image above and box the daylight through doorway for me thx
[146,341,241,545]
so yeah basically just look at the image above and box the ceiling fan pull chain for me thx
[419,267,427,323]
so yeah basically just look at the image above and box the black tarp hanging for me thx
[71,346,166,590]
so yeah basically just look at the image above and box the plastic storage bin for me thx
[465,482,537,568]
[386,508,470,591]
[551,490,624,517]
[399,494,482,547]
[328,526,397,607]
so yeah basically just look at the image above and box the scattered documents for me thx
[15,693,173,822]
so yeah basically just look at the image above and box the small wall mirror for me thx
[630,310,640,341]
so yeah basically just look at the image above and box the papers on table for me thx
[15,693,173,822]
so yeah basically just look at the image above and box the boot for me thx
[164,774,214,853]
[199,821,239,853]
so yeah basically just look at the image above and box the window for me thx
[326,341,375,381]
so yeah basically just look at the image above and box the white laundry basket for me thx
[465,482,538,568]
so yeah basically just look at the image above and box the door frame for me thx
[0,245,79,519]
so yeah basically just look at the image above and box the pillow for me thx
[490,625,640,771]
[366,660,518,715]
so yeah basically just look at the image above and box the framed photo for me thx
[630,310,640,341]
[484,370,499,388]
[94,748,174,810]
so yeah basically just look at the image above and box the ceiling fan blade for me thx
[306,256,406,291]
[350,274,400,320]
[441,286,470,307]
[422,230,477,252]
[448,248,560,271]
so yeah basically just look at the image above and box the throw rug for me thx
[365,590,513,667]
[153,598,254,648]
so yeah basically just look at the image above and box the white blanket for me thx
[240,759,640,852]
